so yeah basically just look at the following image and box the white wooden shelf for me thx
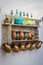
[2,17,41,44]
[2,23,40,28]
[12,39,40,42]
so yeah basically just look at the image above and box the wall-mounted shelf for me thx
[2,17,42,53]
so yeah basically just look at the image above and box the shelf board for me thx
[12,39,40,42]
[12,24,40,27]
[2,23,40,28]
[2,23,10,26]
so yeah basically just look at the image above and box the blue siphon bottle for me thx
[14,9,19,24]
[17,11,24,25]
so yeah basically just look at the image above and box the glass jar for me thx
[4,15,9,23]
[28,32,32,39]
[11,30,16,40]
[19,30,24,40]
[24,32,28,40]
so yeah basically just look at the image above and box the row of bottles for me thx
[2,41,42,53]
[4,9,35,26]
[11,29,39,40]
[10,9,33,18]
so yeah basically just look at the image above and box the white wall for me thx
[0,0,43,65]
[0,0,43,18]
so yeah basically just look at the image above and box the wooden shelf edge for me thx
[2,23,10,26]
[12,40,40,42]
[2,24,40,27]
